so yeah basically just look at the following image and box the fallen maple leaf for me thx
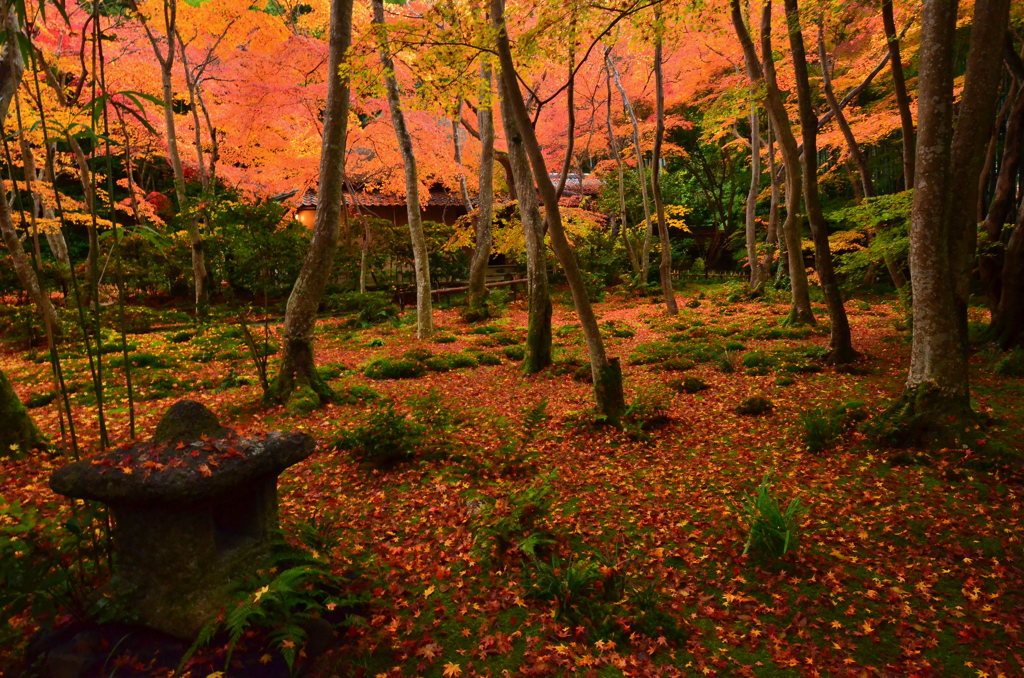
[198,464,212,477]
[443,662,462,677]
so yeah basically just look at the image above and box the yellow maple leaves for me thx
[442,661,462,677]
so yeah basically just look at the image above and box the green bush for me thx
[322,291,399,325]
[470,474,556,559]
[503,345,526,361]
[434,335,457,344]
[725,340,746,351]
[660,358,695,372]
[167,330,194,343]
[477,352,503,366]
[740,351,778,370]
[668,376,708,394]
[363,358,424,380]
[735,472,804,561]
[736,396,772,416]
[335,400,425,467]
[994,349,1024,377]
[798,408,846,453]
[402,347,433,362]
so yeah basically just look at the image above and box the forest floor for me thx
[2,282,1023,677]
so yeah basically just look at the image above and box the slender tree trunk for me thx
[18,131,70,271]
[267,0,353,412]
[730,0,814,323]
[978,82,1015,223]
[762,125,780,275]
[0,9,62,338]
[141,0,208,314]
[0,368,45,456]
[372,0,433,338]
[882,0,916,189]
[497,74,552,373]
[607,49,654,284]
[818,25,906,291]
[993,200,1024,349]
[744,103,765,289]
[784,0,856,362]
[980,83,1024,311]
[650,16,678,314]
[493,0,624,419]
[604,62,640,276]
[467,65,496,314]
[946,0,1012,355]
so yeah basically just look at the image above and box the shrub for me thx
[363,358,424,380]
[503,345,526,361]
[736,396,772,416]
[718,352,736,374]
[25,392,56,409]
[741,350,777,370]
[622,385,672,432]
[477,352,503,366]
[798,408,845,453]
[470,474,556,559]
[668,376,708,394]
[316,362,346,381]
[994,349,1024,377]
[725,340,746,351]
[448,353,478,369]
[323,291,399,325]
[335,400,425,467]
[660,358,695,372]
[402,347,433,362]
[167,330,194,343]
[735,472,804,561]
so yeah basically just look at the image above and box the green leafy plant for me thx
[736,396,772,416]
[734,472,804,561]
[798,407,846,453]
[470,474,557,560]
[335,400,425,467]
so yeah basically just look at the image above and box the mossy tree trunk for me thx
[497,75,552,374]
[783,0,856,363]
[493,0,624,420]
[267,0,353,413]
[744,101,765,291]
[0,368,45,456]
[603,54,640,277]
[373,0,433,339]
[875,0,1008,447]
[730,0,815,325]
[467,64,496,315]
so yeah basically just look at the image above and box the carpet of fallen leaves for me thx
[2,284,1023,678]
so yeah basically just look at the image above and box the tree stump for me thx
[49,400,315,639]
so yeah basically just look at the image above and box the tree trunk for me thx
[730,0,814,323]
[744,103,766,290]
[977,82,1015,223]
[467,65,496,314]
[650,17,678,314]
[497,74,552,374]
[993,200,1024,349]
[373,0,433,339]
[818,25,907,291]
[607,50,654,284]
[874,0,971,447]
[980,83,1024,311]
[784,0,856,363]
[762,124,780,275]
[0,368,45,456]
[18,128,71,273]
[0,10,62,338]
[267,0,353,412]
[142,0,209,315]
[946,0,1012,355]
[492,0,624,420]
[604,61,640,276]
[882,0,916,189]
